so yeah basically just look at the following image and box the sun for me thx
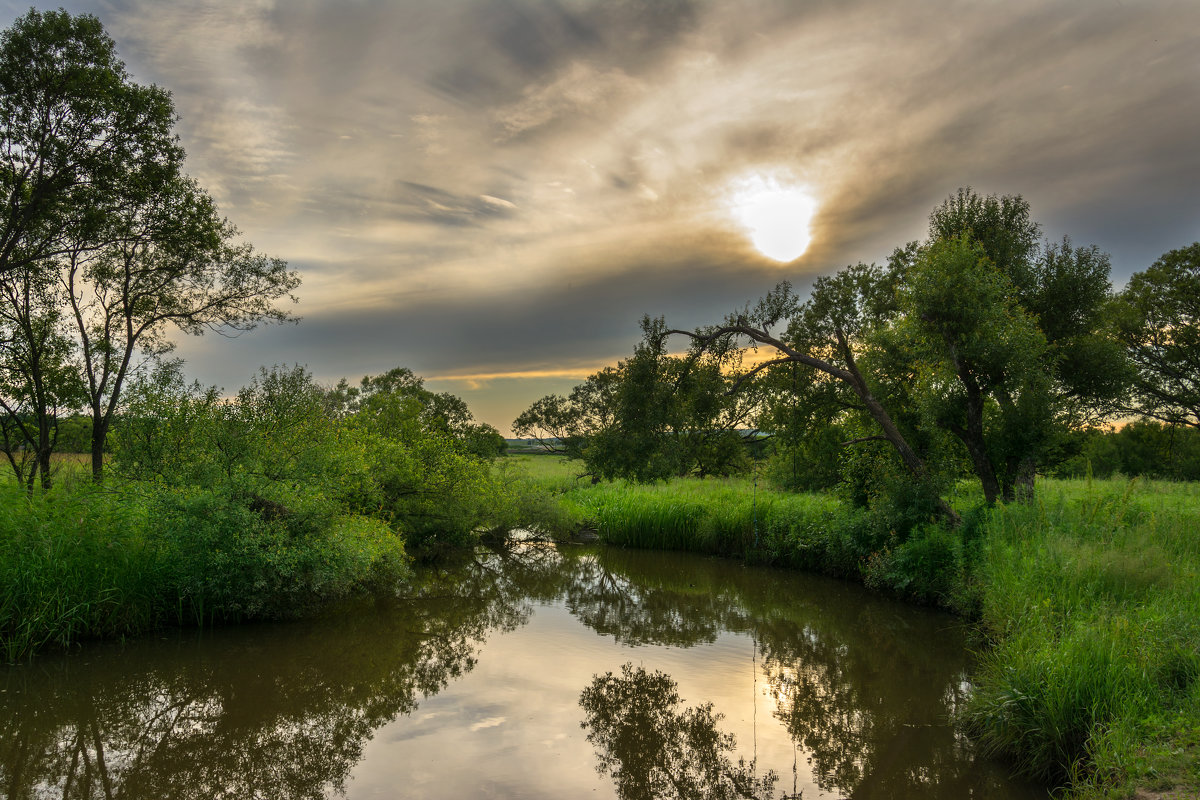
[727,173,818,262]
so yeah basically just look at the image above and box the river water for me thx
[1,543,1046,799]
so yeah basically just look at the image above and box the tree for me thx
[0,10,181,280]
[328,366,506,459]
[661,265,965,517]
[658,189,1123,513]
[514,323,759,482]
[0,10,297,482]
[65,174,297,480]
[1112,242,1200,428]
[890,234,1053,502]
[0,257,83,488]
[513,366,623,462]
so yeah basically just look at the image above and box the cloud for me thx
[494,61,642,138]
[13,0,1197,430]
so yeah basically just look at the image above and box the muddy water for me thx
[1,543,1046,799]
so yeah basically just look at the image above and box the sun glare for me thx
[728,173,818,262]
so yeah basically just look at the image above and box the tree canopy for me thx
[1112,242,1200,428]
[0,9,297,485]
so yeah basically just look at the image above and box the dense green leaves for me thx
[1112,242,1200,428]
[515,318,758,482]
[0,9,182,279]
[114,363,517,552]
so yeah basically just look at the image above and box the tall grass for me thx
[0,483,163,662]
[966,478,1200,795]
[558,475,848,558]
[0,481,411,662]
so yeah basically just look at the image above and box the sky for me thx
[5,0,1199,434]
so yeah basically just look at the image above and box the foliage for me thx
[1055,420,1200,482]
[515,319,759,482]
[892,233,1054,502]
[0,9,182,280]
[114,362,525,553]
[0,10,298,484]
[1112,242,1200,428]
[64,173,299,481]
[3,358,540,659]
[329,366,506,459]
[634,188,1127,517]
[0,266,84,488]
[149,485,406,624]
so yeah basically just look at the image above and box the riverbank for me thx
[514,456,1200,799]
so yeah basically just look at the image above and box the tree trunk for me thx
[91,412,108,482]
[37,424,52,491]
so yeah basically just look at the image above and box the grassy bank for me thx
[511,455,1200,798]
[0,481,410,663]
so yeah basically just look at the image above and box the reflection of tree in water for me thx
[755,603,1033,799]
[563,549,752,647]
[569,550,1039,799]
[0,543,571,800]
[1,544,1040,800]
[580,663,778,800]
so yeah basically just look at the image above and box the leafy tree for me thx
[0,260,83,488]
[513,366,623,462]
[1054,420,1200,481]
[65,175,298,481]
[891,234,1053,502]
[660,265,963,518]
[1112,242,1200,428]
[0,10,182,280]
[657,189,1123,513]
[515,323,759,482]
[329,366,506,459]
[0,11,298,482]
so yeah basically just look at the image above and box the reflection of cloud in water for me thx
[470,716,507,732]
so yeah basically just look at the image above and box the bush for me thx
[151,486,407,623]
[863,523,962,605]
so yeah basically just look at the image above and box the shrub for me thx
[150,486,407,623]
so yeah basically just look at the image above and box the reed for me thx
[964,478,1200,795]
[0,483,163,662]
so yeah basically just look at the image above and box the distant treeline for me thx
[1056,420,1200,482]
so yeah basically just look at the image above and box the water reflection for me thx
[0,548,546,799]
[580,662,778,800]
[1,543,1043,799]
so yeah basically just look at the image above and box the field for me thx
[506,455,1200,799]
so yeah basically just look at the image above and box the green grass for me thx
[0,480,411,662]
[966,478,1200,796]
[0,482,163,661]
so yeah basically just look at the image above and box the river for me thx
[1,542,1047,799]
